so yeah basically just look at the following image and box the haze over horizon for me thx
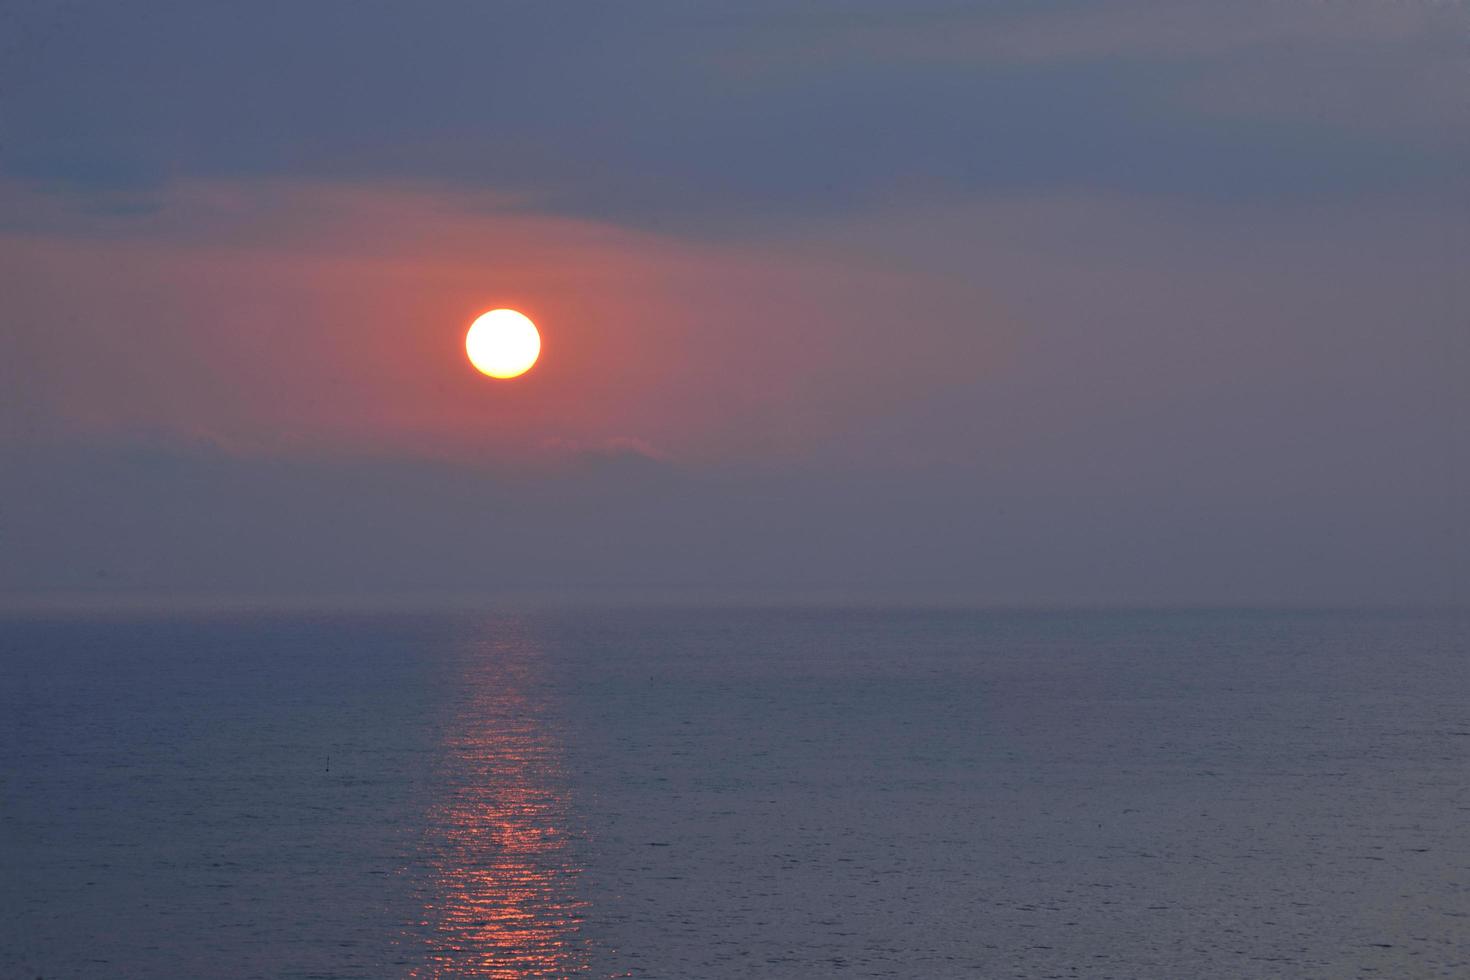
[2,1,1465,607]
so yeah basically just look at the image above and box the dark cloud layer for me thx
[3,1,1463,230]
[2,436,1459,606]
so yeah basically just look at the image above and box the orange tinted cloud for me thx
[1,180,1003,464]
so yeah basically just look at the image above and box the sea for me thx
[1,607,1466,979]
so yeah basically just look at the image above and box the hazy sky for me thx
[1,1,1465,605]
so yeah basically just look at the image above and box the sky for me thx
[1,0,1465,606]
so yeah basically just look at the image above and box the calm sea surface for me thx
[1,608,1466,978]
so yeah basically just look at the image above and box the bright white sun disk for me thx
[466,309,541,379]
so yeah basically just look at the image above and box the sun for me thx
[466,309,541,379]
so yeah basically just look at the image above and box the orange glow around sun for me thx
[466,309,541,379]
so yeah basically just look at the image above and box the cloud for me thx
[2,1,1461,231]
[540,436,671,463]
[2,434,1461,607]
[0,177,1003,462]
[749,1,1455,67]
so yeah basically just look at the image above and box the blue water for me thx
[2,608,1466,978]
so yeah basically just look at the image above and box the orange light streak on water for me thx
[412,626,590,978]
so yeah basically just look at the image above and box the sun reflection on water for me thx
[412,624,590,978]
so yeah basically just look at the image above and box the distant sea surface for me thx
[2,608,1466,979]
